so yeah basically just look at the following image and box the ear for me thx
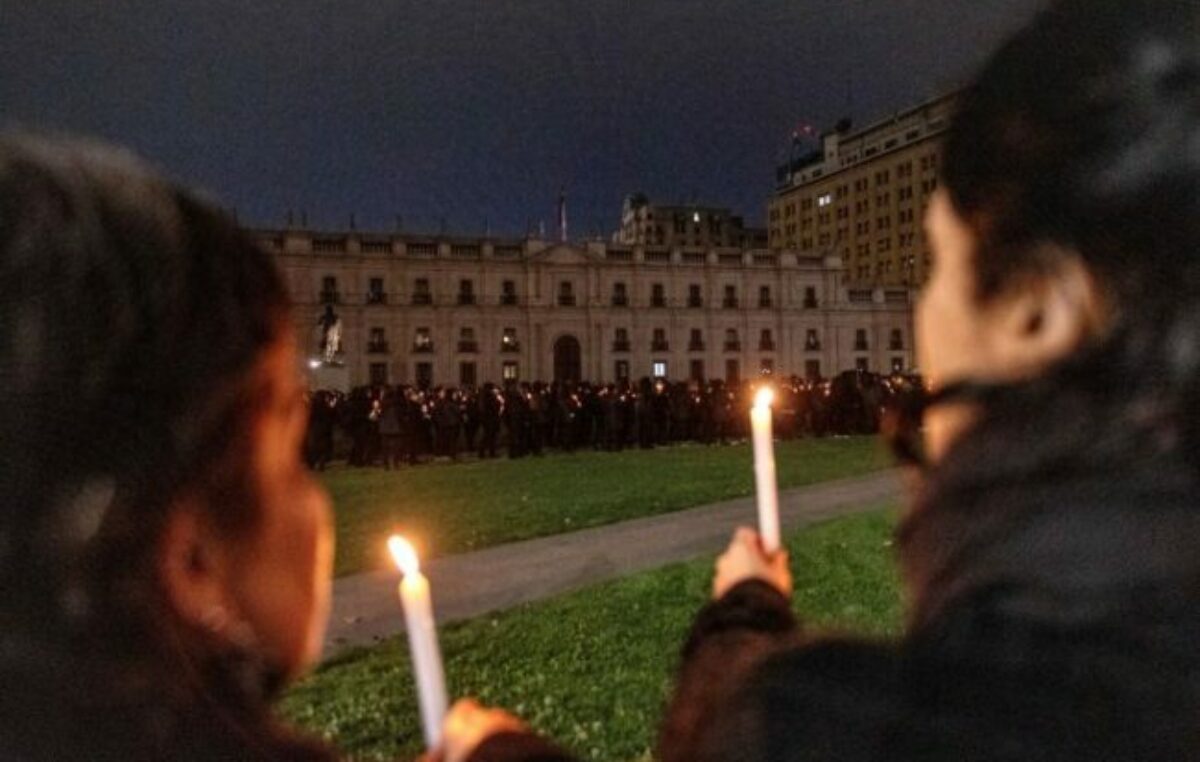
[987,251,1106,376]
[158,498,234,634]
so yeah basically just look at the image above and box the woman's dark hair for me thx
[901,0,1200,621]
[0,135,330,758]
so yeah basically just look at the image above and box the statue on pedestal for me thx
[316,304,343,364]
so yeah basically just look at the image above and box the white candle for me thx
[750,387,781,553]
[388,536,448,749]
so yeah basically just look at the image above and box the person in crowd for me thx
[434,1,1200,759]
[477,382,503,459]
[378,388,404,470]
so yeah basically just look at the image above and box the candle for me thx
[750,387,781,553]
[388,536,448,749]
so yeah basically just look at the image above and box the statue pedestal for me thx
[308,361,351,392]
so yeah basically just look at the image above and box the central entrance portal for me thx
[553,335,582,383]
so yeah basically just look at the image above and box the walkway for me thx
[324,469,903,657]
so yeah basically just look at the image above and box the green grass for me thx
[324,436,890,577]
[282,506,903,761]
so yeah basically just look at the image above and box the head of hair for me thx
[0,134,327,758]
[902,0,1200,620]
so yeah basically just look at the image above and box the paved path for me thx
[323,469,902,658]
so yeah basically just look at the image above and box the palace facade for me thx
[257,229,915,389]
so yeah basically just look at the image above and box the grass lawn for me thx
[323,436,890,577]
[282,506,903,761]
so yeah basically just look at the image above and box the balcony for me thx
[759,341,777,352]
[803,296,818,309]
[687,298,703,309]
[722,298,739,309]
[558,294,577,307]
[319,290,340,305]
[758,299,772,309]
[651,340,670,352]
[412,293,433,306]
[688,341,706,352]
[805,341,822,352]
[366,292,388,305]
[650,298,667,308]
[611,295,629,307]
[612,340,631,353]
[457,341,479,353]
[855,342,870,352]
[457,293,476,306]
[500,341,521,353]
[412,343,434,354]
[500,293,518,306]
[723,341,741,352]
[367,341,389,354]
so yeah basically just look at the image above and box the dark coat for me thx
[658,473,1200,761]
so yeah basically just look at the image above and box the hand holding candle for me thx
[388,535,448,750]
[750,387,781,553]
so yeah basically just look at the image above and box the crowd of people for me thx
[303,372,925,469]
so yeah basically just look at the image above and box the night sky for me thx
[1,0,1043,237]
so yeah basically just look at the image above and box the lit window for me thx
[653,361,668,378]
[817,193,833,207]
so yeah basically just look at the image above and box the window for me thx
[725,359,741,383]
[855,329,869,351]
[724,328,740,351]
[502,361,519,381]
[367,327,388,353]
[501,327,519,352]
[501,279,517,305]
[817,193,833,207]
[415,362,433,389]
[558,281,576,306]
[614,360,630,381]
[651,283,666,308]
[723,284,738,308]
[613,328,630,352]
[458,279,476,305]
[689,359,705,383]
[320,275,339,304]
[758,285,771,308]
[652,328,669,351]
[413,327,433,352]
[891,356,905,373]
[367,277,386,304]
[889,329,904,350]
[856,357,870,371]
[369,362,388,386]
[688,284,703,308]
[652,361,668,379]
[689,328,704,351]
[760,358,775,376]
[803,286,818,309]
[759,329,775,351]
[460,362,477,387]
[612,281,628,306]
[458,327,478,353]
[413,277,432,305]
[805,329,821,351]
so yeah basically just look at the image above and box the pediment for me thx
[532,243,595,266]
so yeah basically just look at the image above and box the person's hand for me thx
[436,698,526,762]
[712,527,792,600]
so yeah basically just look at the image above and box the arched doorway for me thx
[553,335,582,383]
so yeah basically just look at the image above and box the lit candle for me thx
[750,387,781,553]
[388,536,448,749]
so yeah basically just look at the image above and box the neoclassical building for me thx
[255,229,916,389]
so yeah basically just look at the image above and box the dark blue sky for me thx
[1,0,1043,236]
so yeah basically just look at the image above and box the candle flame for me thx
[388,535,420,576]
[754,387,775,409]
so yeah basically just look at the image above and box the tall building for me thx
[256,228,915,389]
[616,194,768,249]
[768,91,958,286]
